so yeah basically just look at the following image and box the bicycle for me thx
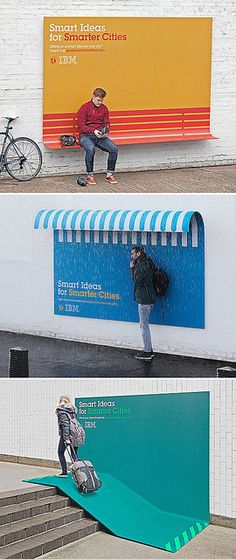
[0,116,42,181]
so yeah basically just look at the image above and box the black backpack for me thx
[60,135,78,147]
[152,265,169,297]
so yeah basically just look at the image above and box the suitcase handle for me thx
[65,442,78,464]
[66,443,89,470]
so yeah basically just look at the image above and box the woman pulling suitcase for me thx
[56,395,80,478]
[55,394,102,493]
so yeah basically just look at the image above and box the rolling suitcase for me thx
[67,445,102,494]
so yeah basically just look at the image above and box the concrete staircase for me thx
[0,485,100,559]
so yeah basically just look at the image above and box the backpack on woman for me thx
[66,413,86,447]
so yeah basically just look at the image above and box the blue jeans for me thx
[79,135,118,174]
[58,437,78,475]
[138,304,153,353]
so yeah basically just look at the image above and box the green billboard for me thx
[26,392,209,552]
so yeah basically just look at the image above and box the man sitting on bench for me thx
[78,88,118,185]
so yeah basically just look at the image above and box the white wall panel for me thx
[0,193,235,360]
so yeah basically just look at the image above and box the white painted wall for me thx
[0,378,235,518]
[0,193,235,361]
[1,1,236,177]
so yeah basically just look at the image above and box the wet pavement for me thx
[0,165,235,193]
[0,331,234,378]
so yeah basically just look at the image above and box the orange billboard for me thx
[43,17,215,148]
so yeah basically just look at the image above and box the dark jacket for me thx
[56,404,77,442]
[78,100,110,137]
[132,254,157,305]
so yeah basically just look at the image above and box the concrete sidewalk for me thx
[41,528,236,559]
[0,462,58,493]
[0,462,235,559]
[0,165,235,193]
[1,330,235,378]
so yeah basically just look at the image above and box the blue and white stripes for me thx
[34,209,202,234]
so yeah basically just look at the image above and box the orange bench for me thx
[43,107,216,149]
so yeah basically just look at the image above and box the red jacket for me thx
[78,100,110,136]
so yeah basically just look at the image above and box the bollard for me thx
[217,366,236,378]
[8,347,29,378]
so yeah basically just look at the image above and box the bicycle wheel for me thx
[4,137,42,181]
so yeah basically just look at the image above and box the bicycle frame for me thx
[0,121,25,171]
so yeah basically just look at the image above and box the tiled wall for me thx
[1,1,236,175]
[0,378,235,518]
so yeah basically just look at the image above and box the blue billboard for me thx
[53,217,205,328]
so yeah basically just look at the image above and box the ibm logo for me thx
[59,55,77,64]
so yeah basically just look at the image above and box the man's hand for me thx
[65,439,71,445]
[94,127,109,138]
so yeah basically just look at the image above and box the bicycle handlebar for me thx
[4,116,19,121]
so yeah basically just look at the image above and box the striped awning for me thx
[34,209,203,233]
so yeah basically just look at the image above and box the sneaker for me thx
[86,176,96,185]
[56,473,68,478]
[135,351,154,361]
[105,175,118,185]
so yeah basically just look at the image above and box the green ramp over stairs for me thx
[26,392,209,552]
[26,473,208,552]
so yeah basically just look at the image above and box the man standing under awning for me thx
[130,246,157,361]
[78,87,119,186]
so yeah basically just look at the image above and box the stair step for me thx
[0,487,57,508]
[0,506,85,546]
[0,518,100,559]
[0,495,70,526]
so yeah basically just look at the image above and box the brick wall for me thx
[0,378,235,518]
[1,1,236,176]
